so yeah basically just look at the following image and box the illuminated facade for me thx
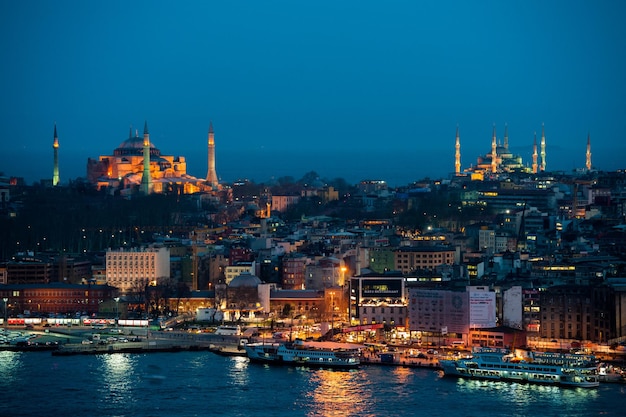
[350,274,407,326]
[0,283,115,316]
[394,246,457,274]
[87,122,206,194]
[271,195,300,212]
[105,246,170,294]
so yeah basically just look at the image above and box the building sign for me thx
[360,279,402,298]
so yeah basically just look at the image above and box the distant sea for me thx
[1,350,624,417]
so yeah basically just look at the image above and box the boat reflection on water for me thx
[145,364,166,385]
[306,370,369,417]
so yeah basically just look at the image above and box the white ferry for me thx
[244,339,360,369]
[215,325,241,336]
[439,347,599,388]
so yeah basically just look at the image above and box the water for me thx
[0,351,624,417]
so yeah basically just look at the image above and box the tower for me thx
[532,133,538,174]
[503,123,509,151]
[205,122,219,188]
[540,124,546,172]
[52,123,60,186]
[454,126,461,175]
[140,121,153,195]
[585,133,592,171]
[491,125,497,173]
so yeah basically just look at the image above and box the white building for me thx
[106,246,170,293]
[224,262,255,285]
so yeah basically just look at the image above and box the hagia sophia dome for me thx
[114,129,157,155]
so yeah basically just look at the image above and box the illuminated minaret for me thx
[205,122,219,188]
[491,125,497,173]
[532,133,538,174]
[454,126,461,175]
[585,133,592,171]
[540,123,546,172]
[140,121,153,195]
[52,123,60,186]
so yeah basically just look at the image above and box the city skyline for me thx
[1,1,625,185]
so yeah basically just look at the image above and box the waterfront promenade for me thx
[3,325,625,376]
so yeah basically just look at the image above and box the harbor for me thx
[2,324,625,385]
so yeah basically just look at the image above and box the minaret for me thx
[52,123,60,186]
[491,125,497,173]
[503,123,509,151]
[140,121,153,194]
[205,122,219,188]
[454,126,461,175]
[540,123,546,172]
[585,133,592,171]
[532,133,538,174]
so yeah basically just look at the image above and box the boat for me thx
[439,347,599,388]
[215,325,242,336]
[244,338,361,369]
[208,343,247,357]
[598,363,625,383]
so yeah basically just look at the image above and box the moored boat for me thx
[598,363,625,383]
[439,347,599,388]
[244,338,360,369]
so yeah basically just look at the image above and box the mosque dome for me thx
[114,127,160,157]
[118,136,155,150]
[229,271,262,288]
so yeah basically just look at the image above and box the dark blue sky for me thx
[1,1,625,186]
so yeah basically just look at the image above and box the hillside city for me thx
[1,130,626,356]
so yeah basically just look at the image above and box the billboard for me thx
[360,278,403,298]
[469,289,496,328]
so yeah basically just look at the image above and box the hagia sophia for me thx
[85,121,220,195]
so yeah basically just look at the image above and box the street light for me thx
[114,297,120,326]
[3,298,8,327]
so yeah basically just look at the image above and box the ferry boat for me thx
[244,339,360,369]
[439,347,599,388]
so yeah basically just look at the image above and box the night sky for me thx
[1,1,625,186]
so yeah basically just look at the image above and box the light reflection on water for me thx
[227,355,250,388]
[306,369,371,417]
[0,351,23,385]
[454,377,602,416]
[97,354,137,407]
[0,352,623,417]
